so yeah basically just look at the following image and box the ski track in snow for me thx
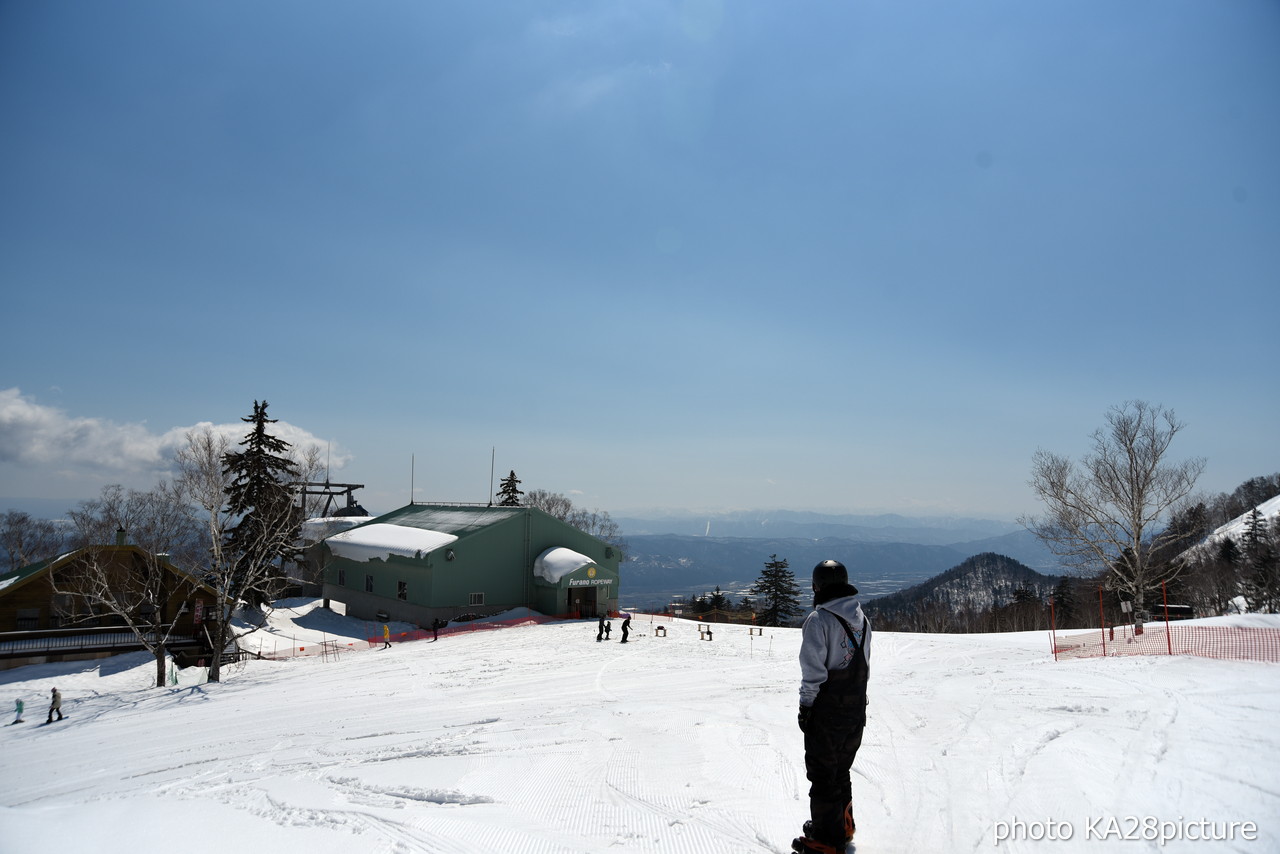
[1,606,1278,853]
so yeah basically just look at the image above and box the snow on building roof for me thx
[300,516,376,545]
[379,504,524,537]
[533,546,596,584]
[326,523,458,563]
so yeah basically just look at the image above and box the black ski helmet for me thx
[812,559,851,593]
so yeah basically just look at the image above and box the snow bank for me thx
[325,523,457,562]
[533,546,594,583]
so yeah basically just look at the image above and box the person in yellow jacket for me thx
[382,624,392,649]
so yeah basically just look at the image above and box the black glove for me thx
[798,704,813,733]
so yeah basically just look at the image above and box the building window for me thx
[365,574,374,593]
[469,592,484,606]
[338,568,346,587]
[16,608,39,631]
[397,581,408,601]
[51,594,75,627]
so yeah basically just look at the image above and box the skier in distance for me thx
[47,687,64,724]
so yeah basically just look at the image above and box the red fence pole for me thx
[1163,580,1173,656]
[1099,587,1107,657]
[1049,599,1058,661]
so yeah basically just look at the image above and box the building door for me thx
[568,587,597,618]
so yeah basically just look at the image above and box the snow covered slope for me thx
[1200,494,1280,550]
[1,604,1278,853]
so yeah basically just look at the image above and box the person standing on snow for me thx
[382,624,392,649]
[620,613,632,643]
[596,613,606,642]
[793,560,871,854]
[47,687,63,724]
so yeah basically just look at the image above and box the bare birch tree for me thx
[290,443,330,519]
[66,482,204,569]
[48,483,206,687]
[1020,401,1205,614]
[49,546,203,687]
[524,488,627,560]
[1,510,64,572]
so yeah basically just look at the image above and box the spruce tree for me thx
[1050,576,1078,627]
[1242,510,1279,612]
[219,400,301,611]
[496,471,523,506]
[749,554,803,627]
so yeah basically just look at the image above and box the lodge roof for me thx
[0,545,216,599]
[367,503,526,538]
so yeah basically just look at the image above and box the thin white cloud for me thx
[0,388,350,474]
[531,61,675,117]
[528,14,585,39]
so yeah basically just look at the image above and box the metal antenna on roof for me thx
[488,447,495,506]
[411,454,415,505]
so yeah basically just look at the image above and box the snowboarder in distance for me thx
[47,687,63,724]
[432,618,444,641]
[603,620,612,640]
[793,560,871,854]
[12,698,23,724]
[596,613,606,642]
[620,614,632,643]
[382,624,392,649]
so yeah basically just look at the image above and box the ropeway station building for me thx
[319,503,621,625]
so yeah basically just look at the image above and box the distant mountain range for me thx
[615,509,1022,543]
[615,510,1063,608]
[0,497,83,519]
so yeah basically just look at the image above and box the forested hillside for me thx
[864,552,1061,632]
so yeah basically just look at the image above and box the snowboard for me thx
[791,841,856,854]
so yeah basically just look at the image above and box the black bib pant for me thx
[804,616,868,846]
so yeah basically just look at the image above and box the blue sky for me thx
[1,0,1277,520]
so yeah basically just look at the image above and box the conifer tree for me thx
[1050,576,1078,627]
[496,471,523,506]
[223,401,301,592]
[1242,510,1279,612]
[749,554,803,627]
[203,401,301,681]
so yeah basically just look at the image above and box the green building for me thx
[320,503,620,624]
